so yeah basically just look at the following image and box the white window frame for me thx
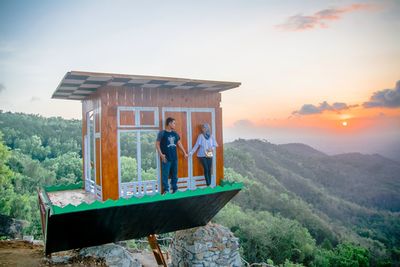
[84,108,102,200]
[117,106,161,198]
[117,106,159,128]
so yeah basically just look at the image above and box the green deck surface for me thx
[43,181,242,215]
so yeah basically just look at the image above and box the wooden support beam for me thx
[147,234,167,267]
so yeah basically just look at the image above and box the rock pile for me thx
[171,223,242,267]
[79,243,142,267]
[0,214,27,239]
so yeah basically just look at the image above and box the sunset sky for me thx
[0,0,399,159]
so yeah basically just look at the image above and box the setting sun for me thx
[342,121,348,127]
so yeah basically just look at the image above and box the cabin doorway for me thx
[162,108,216,191]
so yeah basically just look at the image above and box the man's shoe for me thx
[162,191,169,195]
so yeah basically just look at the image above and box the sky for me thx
[0,0,399,160]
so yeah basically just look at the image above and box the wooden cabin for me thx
[40,71,242,256]
[52,71,241,201]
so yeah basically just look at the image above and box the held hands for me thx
[161,153,188,161]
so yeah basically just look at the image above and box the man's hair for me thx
[166,117,175,126]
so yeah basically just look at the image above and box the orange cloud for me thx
[292,101,357,115]
[293,80,400,120]
[277,4,374,31]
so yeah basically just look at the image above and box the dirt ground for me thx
[0,240,106,267]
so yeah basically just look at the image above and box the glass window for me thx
[120,110,135,127]
[120,132,138,183]
[119,131,158,184]
[140,132,158,181]
[140,110,155,126]
[95,139,101,184]
[88,111,95,182]
[95,111,101,133]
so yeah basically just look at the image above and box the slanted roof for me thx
[52,71,241,100]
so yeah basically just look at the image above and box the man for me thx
[156,117,188,194]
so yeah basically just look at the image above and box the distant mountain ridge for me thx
[240,140,400,212]
[224,139,400,255]
[279,143,327,158]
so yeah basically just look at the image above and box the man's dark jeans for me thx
[161,160,178,192]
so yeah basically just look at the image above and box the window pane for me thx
[140,132,157,181]
[140,110,155,126]
[95,138,101,185]
[120,132,138,183]
[89,112,95,182]
[95,112,100,133]
[120,110,135,126]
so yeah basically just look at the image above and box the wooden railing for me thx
[120,180,159,198]
[85,179,102,200]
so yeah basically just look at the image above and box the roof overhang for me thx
[52,71,241,100]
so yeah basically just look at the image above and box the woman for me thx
[189,123,218,186]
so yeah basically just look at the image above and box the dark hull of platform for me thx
[40,189,239,255]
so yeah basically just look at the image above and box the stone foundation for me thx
[79,243,142,267]
[171,223,242,267]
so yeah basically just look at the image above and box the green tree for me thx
[15,135,50,161]
[311,248,334,267]
[9,194,32,221]
[142,168,157,181]
[8,151,56,194]
[121,156,138,183]
[43,152,82,182]
[280,259,305,267]
[329,243,370,267]
[215,203,316,265]
[0,131,16,215]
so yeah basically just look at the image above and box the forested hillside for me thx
[0,111,399,266]
[0,111,82,237]
[215,139,400,266]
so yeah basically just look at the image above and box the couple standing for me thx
[155,117,217,194]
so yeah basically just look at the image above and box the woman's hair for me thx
[166,117,175,126]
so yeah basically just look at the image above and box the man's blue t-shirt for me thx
[157,130,180,161]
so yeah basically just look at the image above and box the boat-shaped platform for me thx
[38,182,242,255]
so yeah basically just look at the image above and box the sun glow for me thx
[342,121,348,127]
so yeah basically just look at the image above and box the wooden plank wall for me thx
[93,86,224,200]
[100,88,119,200]
[215,107,224,185]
